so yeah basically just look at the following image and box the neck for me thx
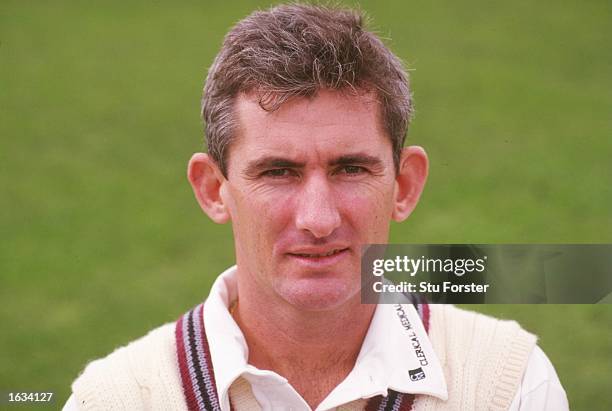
[233,287,376,409]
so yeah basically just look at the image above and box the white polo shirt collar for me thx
[204,266,448,411]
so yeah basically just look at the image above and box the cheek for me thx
[337,184,394,238]
[228,186,295,242]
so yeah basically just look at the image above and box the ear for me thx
[392,146,429,222]
[187,153,230,224]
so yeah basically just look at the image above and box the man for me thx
[65,4,568,410]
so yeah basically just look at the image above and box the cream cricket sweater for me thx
[72,304,536,411]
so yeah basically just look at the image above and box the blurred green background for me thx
[1,0,610,409]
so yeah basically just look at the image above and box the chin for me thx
[275,277,359,311]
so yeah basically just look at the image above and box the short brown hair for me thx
[201,3,412,176]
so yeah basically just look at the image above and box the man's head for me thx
[189,4,427,312]
[201,3,412,177]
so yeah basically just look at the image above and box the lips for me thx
[290,248,346,258]
[285,246,351,268]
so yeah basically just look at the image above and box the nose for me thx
[294,174,341,238]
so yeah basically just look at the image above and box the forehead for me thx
[230,89,391,161]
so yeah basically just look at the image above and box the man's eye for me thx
[339,165,366,175]
[262,168,293,178]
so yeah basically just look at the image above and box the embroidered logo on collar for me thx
[409,367,426,382]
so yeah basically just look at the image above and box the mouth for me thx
[286,247,350,267]
[290,248,346,258]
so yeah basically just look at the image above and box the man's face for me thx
[221,90,399,311]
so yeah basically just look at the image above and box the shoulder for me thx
[422,305,538,410]
[71,323,187,411]
[509,345,569,410]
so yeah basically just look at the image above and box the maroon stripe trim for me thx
[176,314,200,411]
[365,394,384,411]
[399,393,415,411]
[421,303,430,333]
[186,307,212,410]
[196,303,221,410]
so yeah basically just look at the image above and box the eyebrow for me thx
[328,154,384,168]
[243,153,384,176]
